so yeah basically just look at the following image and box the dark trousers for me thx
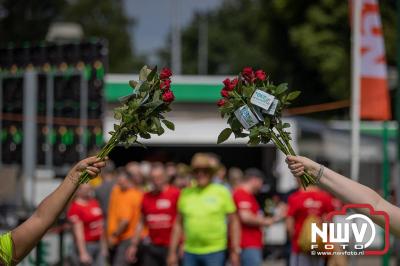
[142,244,169,266]
[109,239,132,266]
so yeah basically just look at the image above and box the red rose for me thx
[162,90,175,103]
[221,89,230,98]
[223,78,238,91]
[160,79,171,90]
[242,67,255,83]
[255,70,266,81]
[160,67,172,80]
[217,99,226,107]
[223,78,231,87]
[231,78,238,87]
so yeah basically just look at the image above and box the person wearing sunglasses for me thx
[0,156,107,266]
[167,153,241,266]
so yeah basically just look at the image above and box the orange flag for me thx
[359,0,391,120]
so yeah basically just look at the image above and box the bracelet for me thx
[316,164,325,184]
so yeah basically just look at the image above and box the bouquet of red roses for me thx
[79,66,175,183]
[216,67,316,188]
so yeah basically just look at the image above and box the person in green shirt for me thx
[167,153,241,266]
[0,156,107,266]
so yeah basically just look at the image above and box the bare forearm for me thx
[239,211,267,227]
[286,217,294,239]
[288,156,400,238]
[316,167,380,208]
[228,214,240,250]
[113,220,129,237]
[131,219,144,245]
[12,177,79,261]
[315,165,400,236]
[73,222,88,255]
[36,177,79,228]
[168,218,182,254]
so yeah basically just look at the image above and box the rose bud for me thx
[160,67,173,80]
[162,90,175,103]
[217,99,226,107]
[160,79,171,90]
[221,89,230,98]
[255,70,266,81]
[231,78,238,88]
[242,67,255,83]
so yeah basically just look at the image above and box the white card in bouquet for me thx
[250,89,275,111]
[252,107,264,122]
[264,99,279,115]
[234,105,259,129]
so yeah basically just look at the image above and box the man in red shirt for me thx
[233,168,280,266]
[67,184,105,265]
[286,184,335,266]
[127,163,180,266]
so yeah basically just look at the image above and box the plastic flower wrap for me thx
[216,67,316,188]
[79,66,175,183]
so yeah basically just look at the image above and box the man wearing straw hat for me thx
[167,153,241,266]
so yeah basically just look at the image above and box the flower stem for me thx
[272,127,317,188]
[78,131,120,184]
[232,91,248,105]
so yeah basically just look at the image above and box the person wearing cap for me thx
[167,153,240,266]
[233,168,281,266]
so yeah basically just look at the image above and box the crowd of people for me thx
[65,153,342,266]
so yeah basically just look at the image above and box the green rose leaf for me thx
[283,123,290,128]
[127,135,137,145]
[153,90,161,102]
[114,111,122,120]
[217,128,233,144]
[139,65,149,81]
[139,132,151,139]
[147,66,158,82]
[243,86,255,98]
[287,91,301,101]
[129,80,138,89]
[276,83,288,95]
[248,136,261,146]
[162,119,175,130]
[139,82,151,92]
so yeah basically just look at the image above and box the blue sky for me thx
[123,0,222,59]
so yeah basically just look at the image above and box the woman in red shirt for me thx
[68,184,106,266]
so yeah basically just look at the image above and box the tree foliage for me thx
[174,0,396,109]
[0,0,143,72]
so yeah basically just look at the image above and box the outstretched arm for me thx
[11,156,107,263]
[286,155,400,237]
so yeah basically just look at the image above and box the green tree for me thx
[62,0,144,72]
[0,0,143,72]
[171,0,396,111]
[0,0,65,42]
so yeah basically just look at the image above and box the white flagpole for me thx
[351,0,362,183]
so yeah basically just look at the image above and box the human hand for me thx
[79,250,93,265]
[285,155,319,178]
[229,251,240,266]
[126,244,138,263]
[67,156,108,184]
[167,252,178,266]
